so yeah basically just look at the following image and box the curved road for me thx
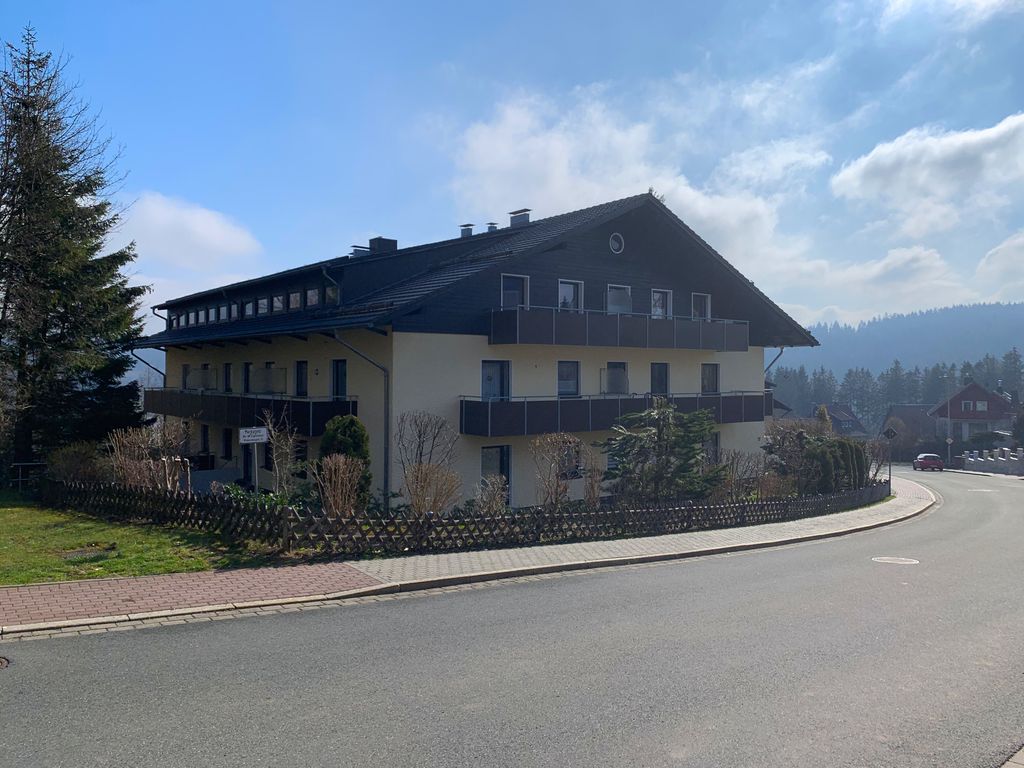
[3,468,1024,767]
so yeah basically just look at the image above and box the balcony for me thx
[144,388,358,438]
[489,306,749,351]
[460,390,772,437]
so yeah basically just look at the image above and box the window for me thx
[325,284,339,305]
[242,362,252,394]
[977,401,988,412]
[200,424,210,454]
[244,301,255,319]
[962,401,973,412]
[481,445,511,491]
[501,274,528,308]
[288,291,302,310]
[169,314,178,330]
[332,359,347,399]
[272,294,285,313]
[230,303,240,321]
[558,280,583,311]
[651,289,672,319]
[219,304,229,322]
[604,362,628,394]
[197,308,206,325]
[481,360,510,401]
[223,362,233,393]
[187,310,196,326]
[607,285,632,314]
[692,292,711,320]
[295,360,308,397]
[558,361,580,398]
[221,428,233,460]
[651,362,669,396]
[558,442,582,480]
[306,287,320,308]
[701,363,720,394]
[257,297,269,315]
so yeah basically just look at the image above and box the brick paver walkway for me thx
[0,562,384,629]
[347,476,932,584]
[0,476,932,633]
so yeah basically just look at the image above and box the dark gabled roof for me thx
[138,195,650,349]
[138,192,816,349]
[927,381,1015,418]
[883,404,937,437]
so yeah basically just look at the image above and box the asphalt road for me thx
[4,468,1024,767]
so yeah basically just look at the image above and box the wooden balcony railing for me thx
[489,306,749,351]
[143,388,358,438]
[460,390,772,437]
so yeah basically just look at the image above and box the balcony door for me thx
[481,360,510,401]
[501,274,528,309]
[692,292,711,320]
[607,285,632,314]
[701,363,720,394]
[295,360,308,397]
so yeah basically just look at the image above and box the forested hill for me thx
[778,303,1024,373]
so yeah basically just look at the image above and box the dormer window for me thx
[219,304,228,322]
[306,287,320,308]
[197,308,206,325]
[230,303,240,321]
[257,298,269,315]
[288,291,302,310]
[272,294,285,313]
[325,284,339,305]
[243,300,255,319]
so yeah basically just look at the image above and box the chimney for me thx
[486,222,498,232]
[460,223,474,238]
[509,208,531,227]
[368,236,398,254]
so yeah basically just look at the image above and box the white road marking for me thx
[872,557,920,565]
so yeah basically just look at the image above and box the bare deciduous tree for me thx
[261,409,300,497]
[475,474,509,517]
[311,454,365,518]
[581,445,604,509]
[396,410,459,475]
[403,462,461,517]
[531,432,582,508]
[108,420,190,491]
[397,410,462,515]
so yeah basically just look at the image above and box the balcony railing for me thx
[460,390,773,437]
[489,306,749,351]
[144,388,358,438]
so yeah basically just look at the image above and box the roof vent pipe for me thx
[460,223,474,238]
[486,222,498,232]
[509,208,531,227]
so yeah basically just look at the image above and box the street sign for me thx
[946,437,954,445]
[239,427,269,444]
[883,427,898,440]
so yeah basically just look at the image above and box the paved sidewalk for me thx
[0,476,932,636]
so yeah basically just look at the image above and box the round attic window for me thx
[609,232,625,254]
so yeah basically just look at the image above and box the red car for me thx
[912,453,944,471]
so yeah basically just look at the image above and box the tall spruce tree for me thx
[0,28,147,461]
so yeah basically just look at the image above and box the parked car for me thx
[912,453,944,471]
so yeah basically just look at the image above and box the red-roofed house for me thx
[927,382,1015,441]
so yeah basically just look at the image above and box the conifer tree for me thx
[0,28,147,461]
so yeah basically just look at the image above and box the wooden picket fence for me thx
[39,478,891,558]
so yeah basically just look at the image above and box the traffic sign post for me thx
[239,427,269,490]
[882,426,898,483]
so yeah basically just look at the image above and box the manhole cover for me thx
[872,556,919,565]
[0,657,9,669]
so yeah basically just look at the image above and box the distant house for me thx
[928,381,1016,441]
[882,404,938,444]
[812,403,869,439]
[767,395,794,420]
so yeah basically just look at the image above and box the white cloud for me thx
[976,230,1024,299]
[711,138,832,192]
[112,191,264,333]
[451,92,820,291]
[830,112,1024,237]
[880,0,1024,28]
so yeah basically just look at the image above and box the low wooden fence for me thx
[39,478,892,557]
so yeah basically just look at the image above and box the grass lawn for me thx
[0,493,285,586]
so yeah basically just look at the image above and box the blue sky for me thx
[6,0,1023,332]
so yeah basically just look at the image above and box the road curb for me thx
[0,482,936,638]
